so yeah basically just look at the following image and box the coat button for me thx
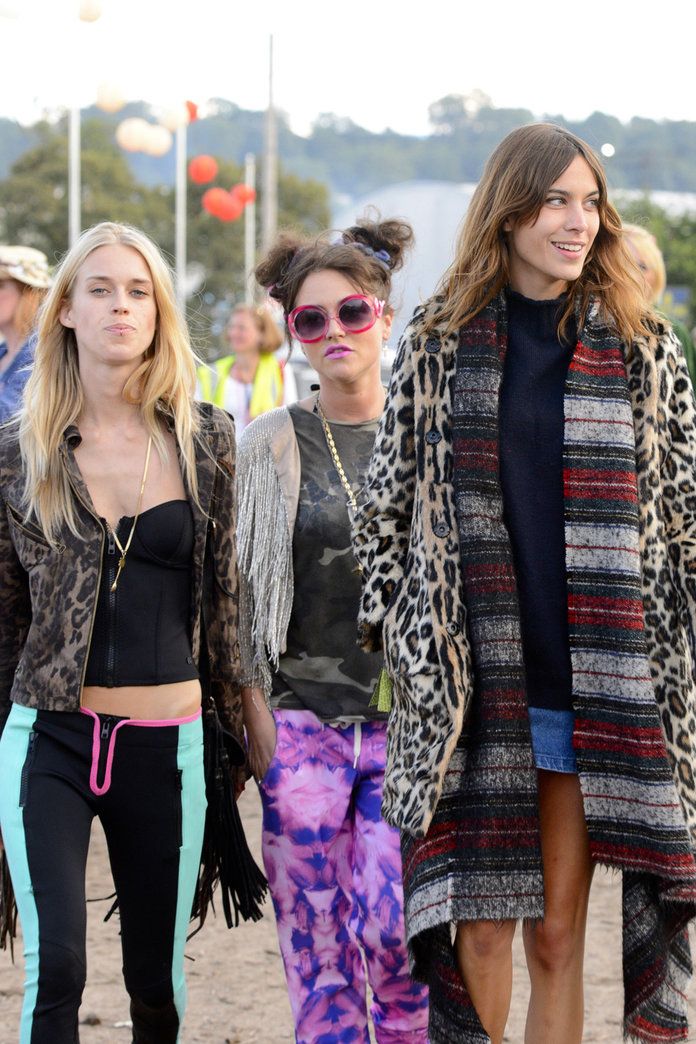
[434,522,450,538]
[446,621,459,636]
[426,429,442,445]
[186,656,194,664]
[425,337,441,354]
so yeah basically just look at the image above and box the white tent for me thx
[334,180,477,342]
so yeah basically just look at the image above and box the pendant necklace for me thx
[314,396,359,521]
[314,392,392,713]
[106,435,153,593]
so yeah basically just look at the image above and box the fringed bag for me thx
[190,691,267,930]
[0,845,17,958]
[190,463,268,933]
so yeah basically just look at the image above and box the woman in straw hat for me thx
[0,246,52,421]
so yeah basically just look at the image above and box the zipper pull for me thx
[107,527,116,555]
[100,717,112,741]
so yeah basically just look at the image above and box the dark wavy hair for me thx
[255,215,414,321]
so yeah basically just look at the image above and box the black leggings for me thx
[0,704,206,1044]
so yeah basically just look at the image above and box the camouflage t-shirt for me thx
[270,402,386,721]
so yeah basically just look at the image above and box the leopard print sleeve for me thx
[205,408,244,744]
[0,491,31,738]
[353,314,420,653]
[660,328,696,670]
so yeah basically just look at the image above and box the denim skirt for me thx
[528,707,577,773]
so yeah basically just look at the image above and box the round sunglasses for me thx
[287,294,384,344]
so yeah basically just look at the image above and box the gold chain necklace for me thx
[314,393,392,712]
[106,435,153,593]
[315,396,359,515]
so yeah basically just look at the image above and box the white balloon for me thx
[143,124,174,157]
[115,117,150,153]
[159,106,189,132]
[79,0,102,21]
[96,82,126,114]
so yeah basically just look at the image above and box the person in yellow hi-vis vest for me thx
[197,304,297,436]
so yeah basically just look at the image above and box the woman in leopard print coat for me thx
[354,124,696,1044]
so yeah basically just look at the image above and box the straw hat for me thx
[0,246,52,289]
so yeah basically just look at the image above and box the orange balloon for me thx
[189,155,218,184]
[231,183,256,205]
[202,188,243,221]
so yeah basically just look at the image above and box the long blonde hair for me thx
[429,123,655,343]
[622,223,667,304]
[20,222,200,542]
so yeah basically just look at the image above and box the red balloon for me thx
[202,188,243,221]
[231,183,256,205]
[186,100,198,123]
[189,155,218,184]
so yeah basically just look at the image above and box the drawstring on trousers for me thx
[353,722,362,769]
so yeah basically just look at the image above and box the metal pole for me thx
[68,106,81,246]
[175,121,187,311]
[261,34,277,253]
[244,153,256,304]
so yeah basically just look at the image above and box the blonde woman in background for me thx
[0,246,52,421]
[623,222,696,383]
[198,302,297,437]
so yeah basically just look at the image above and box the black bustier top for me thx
[83,500,199,688]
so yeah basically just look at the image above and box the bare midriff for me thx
[81,679,202,720]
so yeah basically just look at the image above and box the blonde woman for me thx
[355,125,696,1043]
[0,222,249,1043]
[198,303,297,438]
[623,221,696,383]
[0,246,52,421]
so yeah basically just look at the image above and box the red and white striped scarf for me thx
[404,293,696,1044]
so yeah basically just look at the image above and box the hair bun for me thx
[255,235,305,296]
[342,212,414,273]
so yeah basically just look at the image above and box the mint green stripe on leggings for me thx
[171,714,207,1036]
[0,704,40,1044]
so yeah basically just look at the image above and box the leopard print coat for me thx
[0,403,243,744]
[354,298,696,841]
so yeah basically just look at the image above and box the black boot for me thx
[130,994,179,1044]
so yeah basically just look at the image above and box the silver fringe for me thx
[236,410,294,702]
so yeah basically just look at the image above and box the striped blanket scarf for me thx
[402,293,696,1043]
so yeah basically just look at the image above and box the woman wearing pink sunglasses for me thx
[237,217,430,1043]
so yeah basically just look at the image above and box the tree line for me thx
[1,102,695,334]
[2,93,696,199]
[0,119,330,355]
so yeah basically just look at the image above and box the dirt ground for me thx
[1,786,695,1044]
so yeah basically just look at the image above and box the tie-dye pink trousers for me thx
[258,709,429,1043]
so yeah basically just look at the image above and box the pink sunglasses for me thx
[288,294,384,344]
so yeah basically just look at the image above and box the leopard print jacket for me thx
[354,299,696,840]
[0,404,243,745]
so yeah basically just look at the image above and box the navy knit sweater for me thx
[499,290,576,711]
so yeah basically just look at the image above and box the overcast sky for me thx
[1,0,694,136]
